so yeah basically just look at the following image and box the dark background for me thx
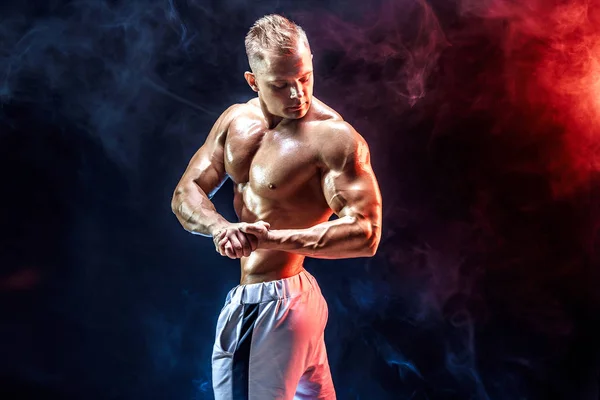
[1,0,600,399]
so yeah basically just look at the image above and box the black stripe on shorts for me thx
[232,303,259,399]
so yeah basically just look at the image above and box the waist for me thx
[226,269,317,304]
[240,250,305,284]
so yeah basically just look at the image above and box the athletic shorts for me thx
[211,269,336,400]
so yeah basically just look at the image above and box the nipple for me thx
[268,183,276,190]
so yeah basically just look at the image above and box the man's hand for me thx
[213,221,270,259]
[238,221,272,248]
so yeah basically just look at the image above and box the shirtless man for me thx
[171,14,382,400]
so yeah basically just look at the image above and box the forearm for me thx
[171,183,228,237]
[263,215,379,259]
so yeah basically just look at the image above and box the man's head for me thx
[244,15,314,120]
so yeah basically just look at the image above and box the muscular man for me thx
[172,14,382,400]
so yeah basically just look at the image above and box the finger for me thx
[228,234,244,258]
[236,231,252,257]
[218,231,242,249]
[214,230,226,247]
[239,224,257,234]
[218,237,232,257]
[247,234,258,252]
[258,221,271,229]
[214,229,226,242]
[218,235,229,248]
[224,242,236,259]
[217,238,228,256]
[252,225,267,236]
[248,224,267,234]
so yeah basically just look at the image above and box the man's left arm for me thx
[244,122,382,259]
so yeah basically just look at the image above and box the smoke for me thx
[457,0,600,195]
[0,0,226,171]
[298,0,449,117]
[2,0,599,398]
[301,0,600,195]
[296,0,600,397]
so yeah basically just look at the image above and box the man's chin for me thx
[284,104,309,119]
[287,112,307,119]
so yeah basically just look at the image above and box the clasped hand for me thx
[213,221,271,259]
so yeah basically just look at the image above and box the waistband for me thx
[226,269,316,304]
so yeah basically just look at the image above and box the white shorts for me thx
[211,269,336,400]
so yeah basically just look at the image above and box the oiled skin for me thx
[172,95,383,284]
[172,42,382,285]
[227,98,343,282]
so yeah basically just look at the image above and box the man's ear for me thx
[244,71,259,92]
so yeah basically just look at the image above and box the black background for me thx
[1,0,599,399]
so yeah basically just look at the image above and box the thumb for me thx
[258,220,270,229]
[239,224,258,234]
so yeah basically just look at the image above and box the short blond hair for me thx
[245,14,310,73]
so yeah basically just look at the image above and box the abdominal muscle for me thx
[239,250,306,285]
[234,186,331,285]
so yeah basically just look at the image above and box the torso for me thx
[224,97,342,284]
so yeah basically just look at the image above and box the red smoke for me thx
[301,0,600,196]
[297,0,449,113]
[461,0,600,195]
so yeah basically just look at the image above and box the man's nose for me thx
[289,85,304,99]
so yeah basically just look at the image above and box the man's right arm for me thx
[171,105,239,237]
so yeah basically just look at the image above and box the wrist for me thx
[260,229,280,249]
[208,219,229,237]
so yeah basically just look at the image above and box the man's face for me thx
[250,41,314,120]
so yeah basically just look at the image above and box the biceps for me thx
[323,168,382,221]
[193,165,228,198]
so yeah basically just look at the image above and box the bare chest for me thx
[224,124,319,199]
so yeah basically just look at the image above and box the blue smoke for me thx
[0,0,224,170]
[1,0,598,399]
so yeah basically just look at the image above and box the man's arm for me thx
[171,105,237,237]
[172,104,274,259]
[244,121,382,259]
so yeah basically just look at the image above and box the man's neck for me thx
[258,98,296,129]
[266,114,285,129]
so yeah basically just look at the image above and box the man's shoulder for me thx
[308,98,343,123]
[222,100,261,120]
[217,101,264,133]
[308,99,361,142]
[314,117,365,151]
[314,118,369,170]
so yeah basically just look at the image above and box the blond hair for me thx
[245,14,310,73]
